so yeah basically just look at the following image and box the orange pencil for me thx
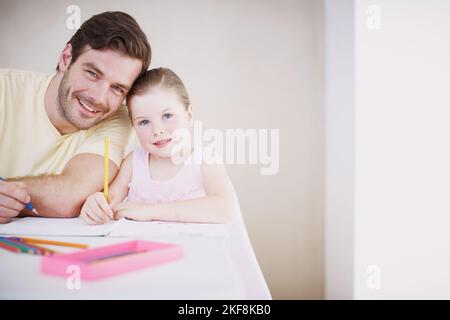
[20,237,88,249]
[8,237,59,255]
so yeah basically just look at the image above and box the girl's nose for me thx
[153,129,165,136]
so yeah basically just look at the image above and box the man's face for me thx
[58,47,142,130]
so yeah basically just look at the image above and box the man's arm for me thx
[13,153,118,218]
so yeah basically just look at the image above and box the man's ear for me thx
[187,105,194,126]
[58,44,73,72]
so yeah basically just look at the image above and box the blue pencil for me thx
[0,177,40,215]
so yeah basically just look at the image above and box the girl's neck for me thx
[148,145,194,181]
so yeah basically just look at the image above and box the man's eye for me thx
[86,70,98,79]
[112,86,125,96]
[138,119,150,126]
[162,113,173,120]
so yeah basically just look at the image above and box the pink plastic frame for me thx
[41,240,183,281]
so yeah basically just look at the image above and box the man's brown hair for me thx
[57,11,151,74]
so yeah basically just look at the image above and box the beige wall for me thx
[0,0,324,299]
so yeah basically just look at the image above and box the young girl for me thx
[79,68,235,224]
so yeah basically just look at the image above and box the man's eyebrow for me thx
[83,62,104,77]
[116,83,131,92]
[83,62,130,91]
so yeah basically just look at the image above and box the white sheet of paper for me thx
[0,217,117,237]
[109,219,229,238]
[0,217,228,238]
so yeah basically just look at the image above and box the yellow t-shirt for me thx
[0,68,132,178]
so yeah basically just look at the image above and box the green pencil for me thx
[0,238,36,254]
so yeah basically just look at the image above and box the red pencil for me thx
[0,240,22,253]
[11,240,56,256]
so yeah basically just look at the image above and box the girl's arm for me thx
[114,162,236,224]
[108,151,133,208]
[79,152,133,224]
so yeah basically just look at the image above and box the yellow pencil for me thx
[104,136,109,203]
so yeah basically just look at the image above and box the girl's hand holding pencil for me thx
[80,192,115,225]
[80,136,117,225]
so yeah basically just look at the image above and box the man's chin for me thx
[62,106,104,131]
[69,117,101,130]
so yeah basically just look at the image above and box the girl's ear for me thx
[58,44,73,72]
[187,105,194,126]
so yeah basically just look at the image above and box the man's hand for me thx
[0,180,30,224]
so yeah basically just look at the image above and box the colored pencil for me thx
[4,236,57,254]
[0,238,36,254]
[12,240,57,255]
[0,240,22,253]
[5,238,48,255]
[17,237,88,249]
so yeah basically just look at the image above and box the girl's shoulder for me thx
[118,150,134,171]
[128,146,150,173]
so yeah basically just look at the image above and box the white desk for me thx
[0,216,271,299]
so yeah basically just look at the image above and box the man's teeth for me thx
[78,99,98,113]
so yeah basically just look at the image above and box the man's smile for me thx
[75,95,102,117]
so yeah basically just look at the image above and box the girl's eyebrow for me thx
[133,108,174,120]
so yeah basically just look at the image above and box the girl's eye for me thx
[86,70,98,79]
[162,113,173,120]
[138,119,150,126]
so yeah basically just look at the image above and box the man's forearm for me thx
[9,154,119,218]
[12,174,89,218]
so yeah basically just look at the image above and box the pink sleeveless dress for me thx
[127,147,206,204]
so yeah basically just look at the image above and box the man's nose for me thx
[90,82,109,108]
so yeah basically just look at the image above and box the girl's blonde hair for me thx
[127,67,190,117]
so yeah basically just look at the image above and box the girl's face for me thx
[129,87,192,159]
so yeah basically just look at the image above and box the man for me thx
[0,11,151,223]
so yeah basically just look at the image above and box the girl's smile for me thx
[152,138,172,148]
